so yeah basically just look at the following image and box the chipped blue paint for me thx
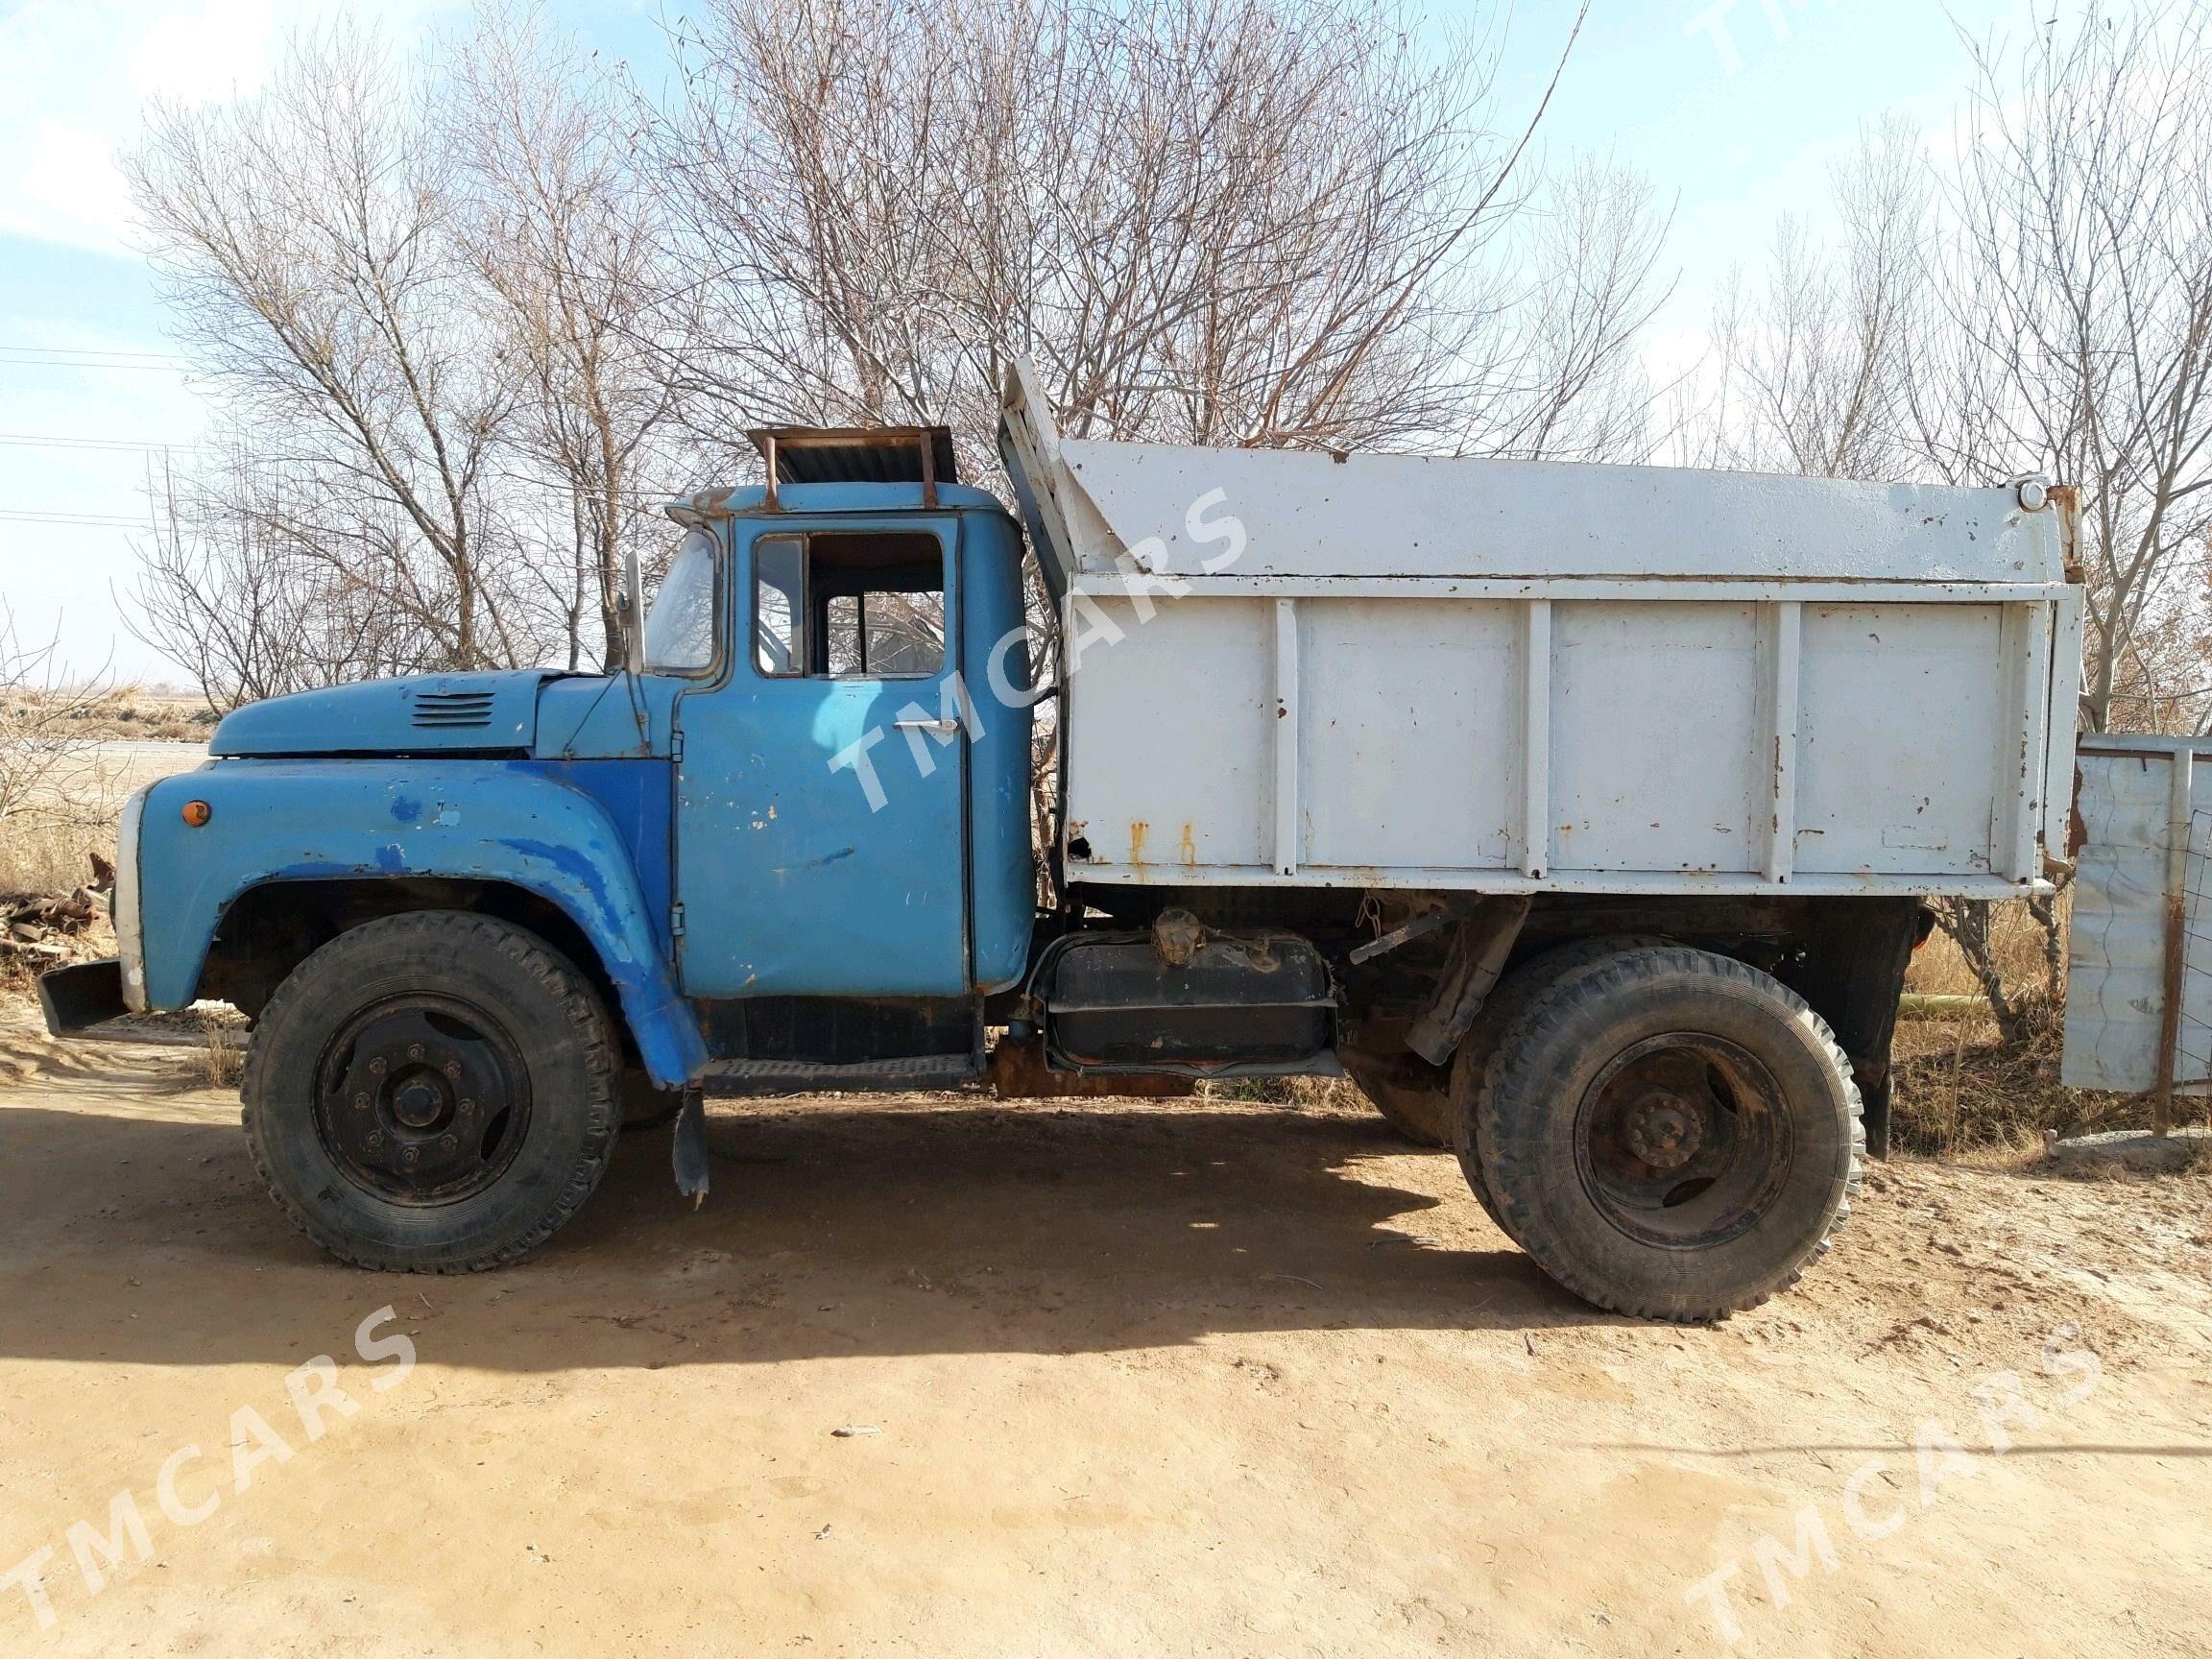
[515,758,674,947]
[212,669,557,757]
[671,505,1034,997]
[674,517,973,998]
[136,491,1037,1093]
[133,759,705,1087]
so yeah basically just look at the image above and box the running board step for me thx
[699,1054,981,1096]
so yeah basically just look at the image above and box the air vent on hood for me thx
[411,690,496,730]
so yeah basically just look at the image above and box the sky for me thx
[0,0,2058,684]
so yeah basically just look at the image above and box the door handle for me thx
[894,717,959,734]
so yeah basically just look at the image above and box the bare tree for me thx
[132,449,445,709]
[446,2,695,668]
[1461,155,1673,462]
[126,24,536,674]
[1935,4,2212,734]
[0,608,107,833]
[651,0,1614,475]
[1696,118,1933,482]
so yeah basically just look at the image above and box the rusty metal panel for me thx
[2064,738,2212,1096]
[1061,594,1273,873]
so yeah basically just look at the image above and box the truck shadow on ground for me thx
[0,1089,1639,1369]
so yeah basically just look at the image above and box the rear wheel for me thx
[1471,946,1862,1322]
[1338,1031,1454,1148]
[1449,935,1674,1243]
[242,911,621,1272]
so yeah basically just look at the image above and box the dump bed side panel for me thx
[1062,587,2072,899]
[1001,358,2080,901]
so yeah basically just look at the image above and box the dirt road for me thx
[1,1025,2207,1657]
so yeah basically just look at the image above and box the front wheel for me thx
[1470,947,1862,1322]
[242,911,622,1272]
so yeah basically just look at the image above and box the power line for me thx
[0,509,150,527]
[0,343,184,361]
[0,347,190,373]
[0,433,202,453]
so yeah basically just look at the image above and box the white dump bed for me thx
[999,363,2081,898]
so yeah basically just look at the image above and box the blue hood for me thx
[210,671,564,757]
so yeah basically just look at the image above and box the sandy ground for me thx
[1,1022,2208,1658]
[84,741,209,800]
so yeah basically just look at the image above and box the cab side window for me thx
[753,532,945,679]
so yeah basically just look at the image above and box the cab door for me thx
[672,517,969,998]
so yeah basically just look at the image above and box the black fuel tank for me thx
[1040,928,1335,1073]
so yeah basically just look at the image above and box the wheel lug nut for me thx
[352,1093,370,1110]
[407,1044,424,1061]
[401,1146,419,1167]
[459,1100,474,1116]
[440,1135,457,1152]
[444,1061,462,1080]
[366,1131,383,1150]
[368,1057,386,1076]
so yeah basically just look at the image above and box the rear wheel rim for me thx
[312,994,534,1206]
[1573,1032,1794,1249]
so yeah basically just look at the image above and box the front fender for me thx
[137,759,706,1087]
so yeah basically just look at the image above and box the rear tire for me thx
[1471,947,1862,1322]
[242,911,621,1272]
[1338,1037,1454,1148]
[1449,935,1674,1244]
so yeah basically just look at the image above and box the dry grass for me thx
[0,815,119,1005]
[1885,894,2192,1154]
[1904,894,2061,998]
[200,1011,245,1087]
[0,685,216,746]
[1887,996,2200,1154]
[0,817,113,898]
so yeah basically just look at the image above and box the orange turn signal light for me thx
[181,801,212,828]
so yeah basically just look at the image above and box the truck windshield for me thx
[643,529,717,672]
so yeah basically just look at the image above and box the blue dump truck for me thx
[41,364,2086,1321]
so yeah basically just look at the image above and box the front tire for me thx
[242,911,621,1272]
[1471,947,1862,1322]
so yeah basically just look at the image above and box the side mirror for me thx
[619,546,645,675]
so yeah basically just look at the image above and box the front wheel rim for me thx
[311,994,535,1206]
[1573,1031,1795,1249]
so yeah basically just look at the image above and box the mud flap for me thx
[1407,897,1530,1065]
[671,1087,709,1207]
